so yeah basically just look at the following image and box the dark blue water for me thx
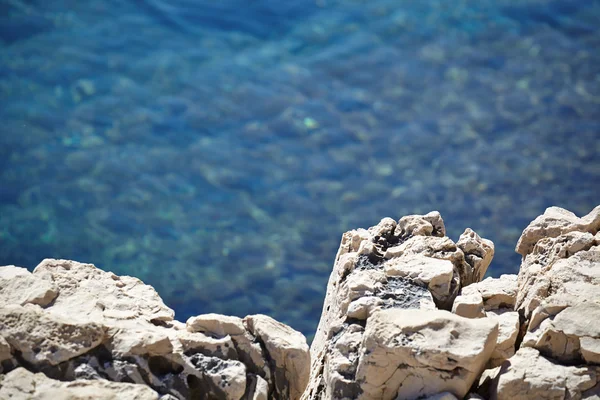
[1,0,599,337]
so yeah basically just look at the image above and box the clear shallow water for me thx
[1,0,599,337]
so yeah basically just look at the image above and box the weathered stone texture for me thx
[0,259,309,400]
[0,367,161,399]
[303,211,495,400]
[2,205,599,400]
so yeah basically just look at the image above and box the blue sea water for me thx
[1,0,599,338]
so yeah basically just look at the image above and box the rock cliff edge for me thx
[1,205,599,399]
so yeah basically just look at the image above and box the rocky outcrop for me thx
[0,259,309,399]
[0,367,161,400]
[303,212,497,400]
[1,205,599,399]
[303,206,600,400]
[483,204,600,400]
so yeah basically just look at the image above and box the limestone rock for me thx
[515,205,600,257]
[244,314,310,400]
[384,254,457,307]
[457,228,495,286]
[188,353,247,399]
[303,212,495,400]
[453,275,517,318]
[187,314,247,337]
[451,276,519,368]
[0,367,160,399]
[522,301,600,364]
[485,310,519,368]
[0,259,309,400]
[0,265,57,307]
[0,304,106,366]
[474,275,518,311]
[488,347,600,400]
[516,232,599,319]
[356,309,498,400]
[32,258,175,323]
[0,335,15,374]
[513,205,600,370]
[452,287,485,318]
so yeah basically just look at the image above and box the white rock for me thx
[0,304,105,366]
[0,335,14,373]
[247,374,269,400]
[474,275,518,311]
[187,313,246,337]
[452,288,485,319]
[188,353,247,399]
[516,233,600,320]
[0,265,57,307]
[356,309,498,400]
[485,310,519,368]
[304,212,493,400]
[244,314,310,400]
[32,259,174,323]
[492,347,600,400]
[522,302,600,364]
[0,258,309,399]
[0,367,160,399]
[457,228,495,285]
[515,205,600,256]
[385,255,456,304]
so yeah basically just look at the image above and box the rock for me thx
[384,254,457,306]
[473,275,518,311]
[488,347,600,400]
[244,314,310,400]
[485,310,519,368]
[457,228,495,286]
[516,231,599,319]
[0,265,57,307]
[452,287,485,318]
[513,205,600,369]
[0,259,310,400]
[515,205,600,257]
[0,367,160,399]
[452,275,518,318]
[522,301,600,364]
[355,309,498,400]
[247,374,269,400]
[303,213,495,400]
[0,335,15,374]
[188,353,247,399]
[451,277,519,368]
[0,304,106,366]
[395,211,445,238]
[32,258,174,323]
[2,205,600,400]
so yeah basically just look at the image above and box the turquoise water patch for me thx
[1,0,599,337]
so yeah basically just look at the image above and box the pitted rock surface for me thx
[0,265,58,307]
[483,347,600,400]
[303,212,495,400]
[356,309,498,400]
[0,367,161,400]
[0,259,309,400]
[2,205,600,400]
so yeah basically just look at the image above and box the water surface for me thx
[1,0,599,337]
